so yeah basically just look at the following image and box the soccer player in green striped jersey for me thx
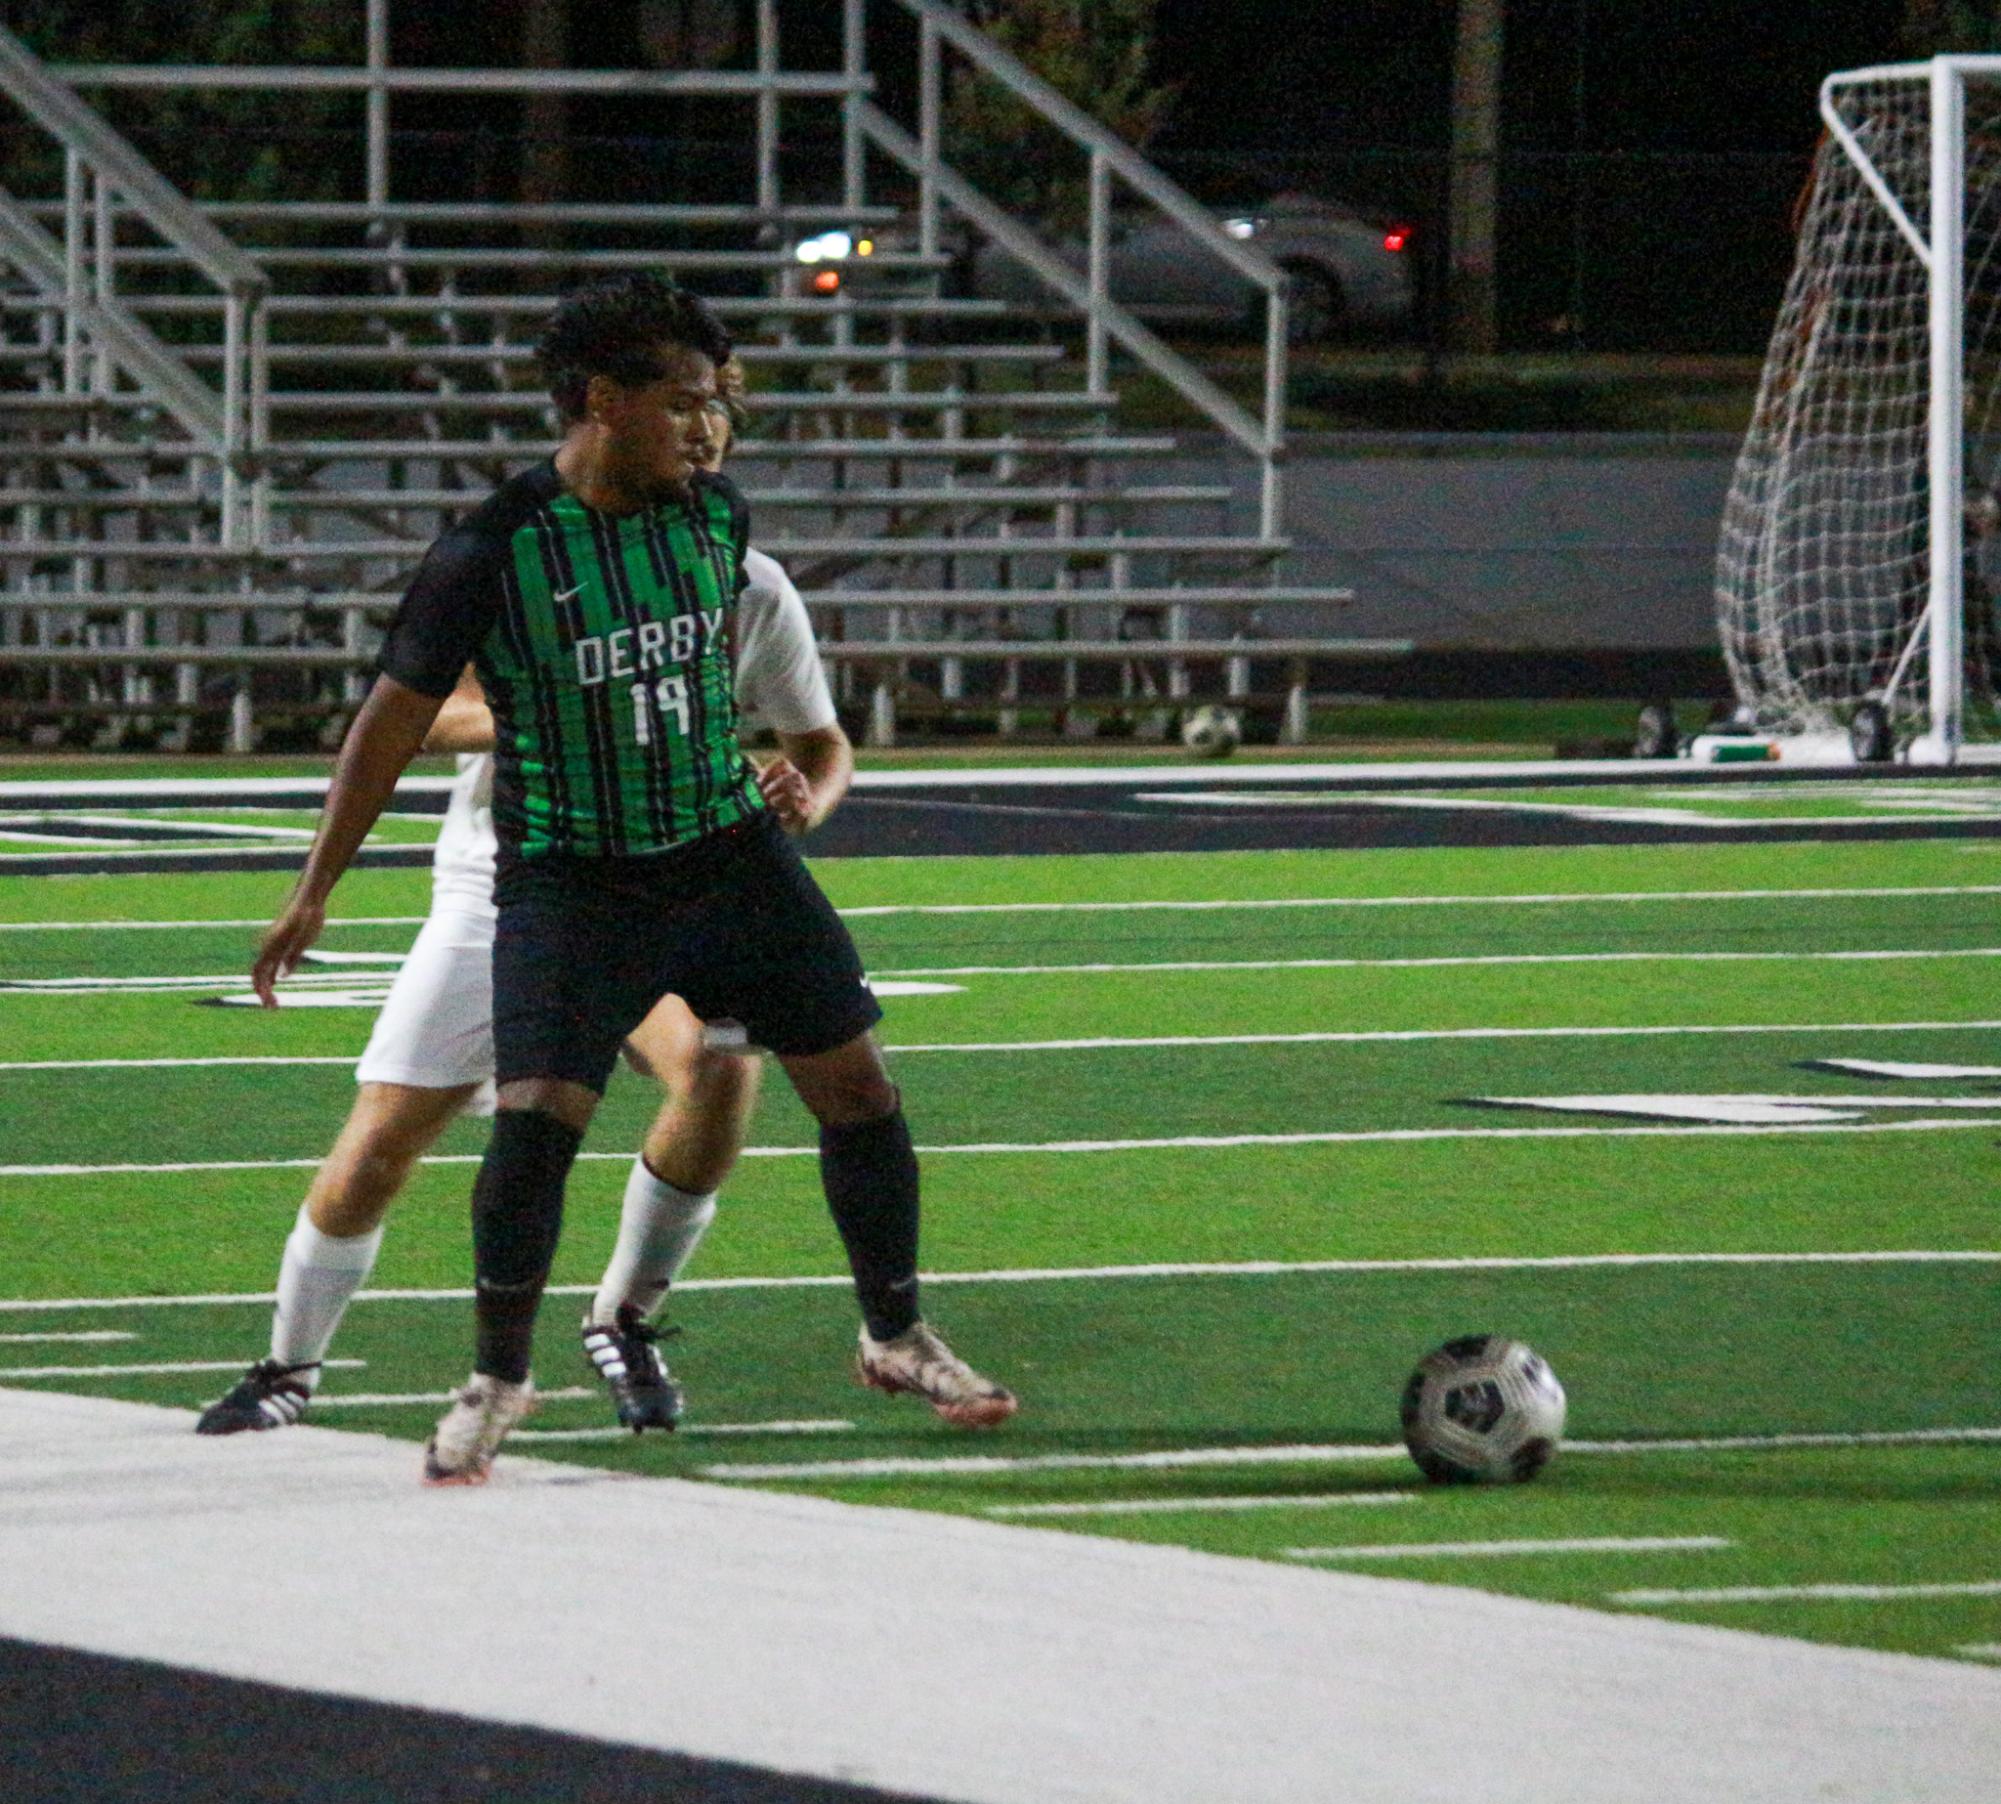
[252,275,1015,1481]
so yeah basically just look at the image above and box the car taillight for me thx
[1383,227,1411,253]
[812,269,842,294]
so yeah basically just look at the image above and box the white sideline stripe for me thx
[4,1249,1999,1314]
[10,1111,2001,1179]
[0,1357,364,1379]
[511,1419,856,1443]
[4,1390,1997,1804]
[0,1331,135,1345]
[873,947,2001,978]
[1612,1581,2001,1606]
[1957,1644,2001,1659]
[702,1425,2001,1483]
[4,883,1998,934]
[1290,1537,1734,1563]
[13,1018,2001,1071]
[987,1492,1419,1518]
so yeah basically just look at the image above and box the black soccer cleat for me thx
[194,1359,319,1435]
[580,1307,683,1433]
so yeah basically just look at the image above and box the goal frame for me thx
[1818,56,2001,763]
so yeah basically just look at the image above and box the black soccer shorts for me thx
[491,812,883,1094]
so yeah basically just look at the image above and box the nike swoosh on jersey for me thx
[553,583,586,603]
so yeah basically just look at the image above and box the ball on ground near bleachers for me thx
[1179,704,1243,758]
[1399,1335,1567,1484]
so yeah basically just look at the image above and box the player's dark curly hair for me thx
[536,273,734,422]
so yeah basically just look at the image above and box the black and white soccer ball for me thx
[1400,1335,1567,1484]
[1179,704,1243,758]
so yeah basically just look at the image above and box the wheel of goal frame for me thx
[1714,58,2001,766]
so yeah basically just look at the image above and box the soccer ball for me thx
[1179,704,1243,758]
[1399,1335,1566,1484]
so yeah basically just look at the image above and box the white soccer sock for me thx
[590,1159,718,1325]
[270,1205,385,1382]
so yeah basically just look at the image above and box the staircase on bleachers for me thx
[0,3,1374,751]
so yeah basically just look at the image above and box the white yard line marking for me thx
[0,916,426,932]
[3,884,1997,936]
[1290,1537,1733,1562]
[1611,1581,2001,1606]
[9,1018,2001,1074]
[308,1387,594,1409]
[0,1331,135,1345]
[873,948,2001,979]
[0,1357,364,1379]
[9,1111,2001,1180]
[511,1419,856,1443]
[3,1250,1996,1315]
[705,1425,2001,1484]
[987,1492,1419,1518]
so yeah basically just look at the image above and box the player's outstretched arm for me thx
[253,675,444,1005]
[756,722,853,834]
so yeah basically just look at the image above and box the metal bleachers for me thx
[0,2,1392,751]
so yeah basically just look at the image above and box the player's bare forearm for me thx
[761,723,853,833]
[421,667,496,752]
[252,676,442,1003]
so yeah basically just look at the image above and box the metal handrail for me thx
[865,0,1291,536]
[0,25,266,543]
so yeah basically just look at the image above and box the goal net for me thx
[1715,59,2001,761]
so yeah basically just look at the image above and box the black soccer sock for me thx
[470,1108,583,1384]
[819,1106,922,1342]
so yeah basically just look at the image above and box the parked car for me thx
[786,193,1414,343]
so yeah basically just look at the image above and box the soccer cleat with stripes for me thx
[856,1321,1018,1428]
[421,1373,535,1485]
[194,1359,319,1435]
[581,1307,684,1432]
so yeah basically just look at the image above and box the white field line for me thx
[870,948,2001,979]
[986,1492,1420,1518]
[702,1425,2001,1483]
[1611,1581,2001,1606]
[10,945,1998,997]
[510,1419,856,1443]
[0,916,426,932]
[0,1357,365,1379]
[3,884,1998,935]
[13,1018,2001,1073]
[0,1330,134,1345]
[14,1016,2001,1074]
[308,1386,594,1409]
[1957,1643,2001,1659]
[4,1249,1998,1315]
[1289,1537,1733,1562]
[10,1112,2001,1180]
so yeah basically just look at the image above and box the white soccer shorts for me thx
[354,903,498,1112]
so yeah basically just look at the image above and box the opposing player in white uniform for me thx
[198,405,849,1435]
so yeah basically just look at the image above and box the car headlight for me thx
[794,230,854,265]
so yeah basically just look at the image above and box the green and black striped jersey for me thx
[377,462,764,858]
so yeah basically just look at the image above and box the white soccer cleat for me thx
[422,1373,536,1486]
[856,1321,1018,1428]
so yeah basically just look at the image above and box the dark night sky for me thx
[1149,0,1912,155]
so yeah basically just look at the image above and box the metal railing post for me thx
[1263,288,1288,539]
[1087,149,1110,397]
[917,14,940,261]
[756,0,780,214]
[843,0,866,211]
[90,165,113,398]
[62,149,84,393]
[221,290,244,546]
[366,0,390,207]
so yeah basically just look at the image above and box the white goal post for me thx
[1715,57,2001,764]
